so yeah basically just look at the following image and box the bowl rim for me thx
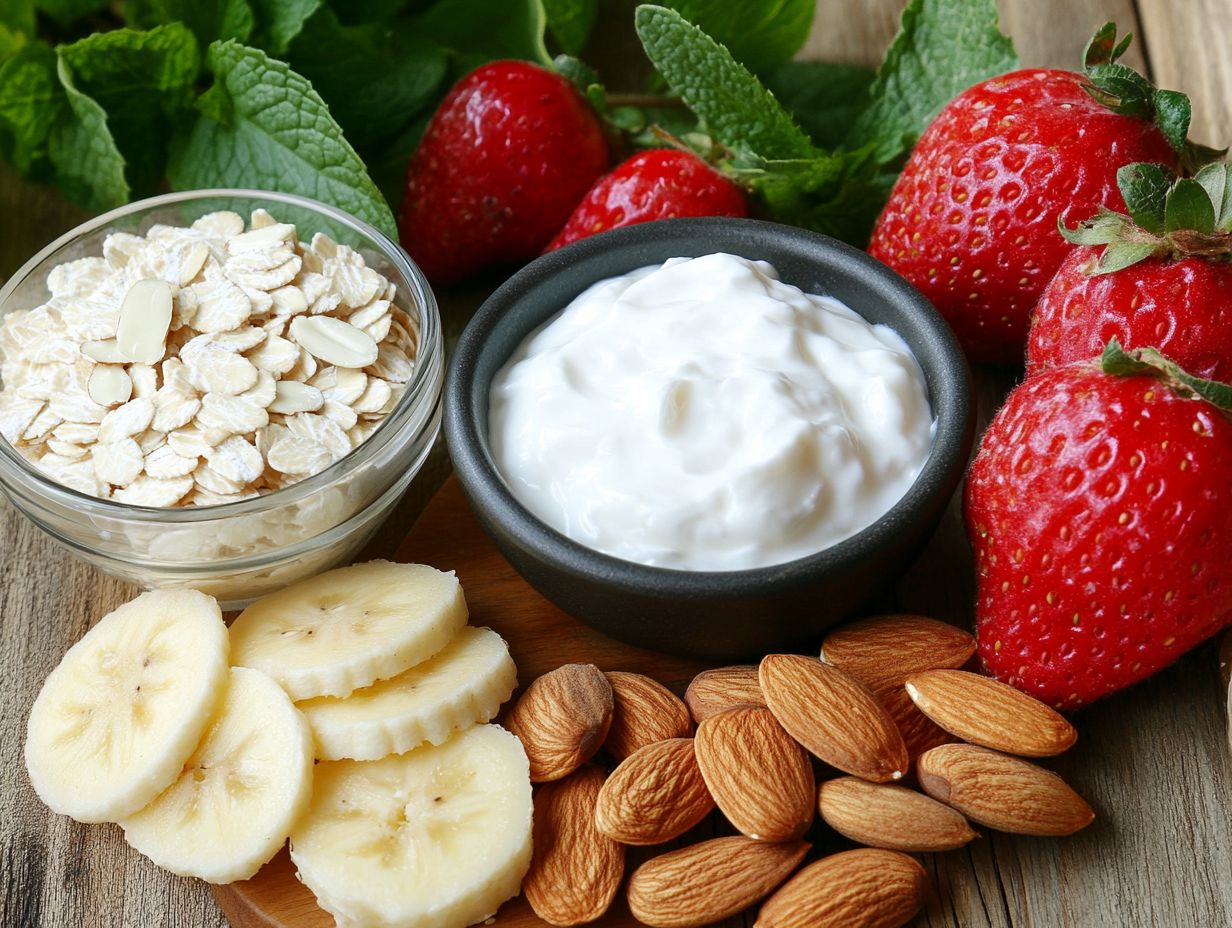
[0,187,443,522]
[445,216,973,597]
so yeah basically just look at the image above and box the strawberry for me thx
[868,25,1186,365]
[1028,162,1232,382]
[398,60,609,283]
[544,149,748,252]
[965,341,1232,708]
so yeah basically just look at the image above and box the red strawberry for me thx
[965,343,1232,708]
[1028,163,1232,382]
[868,26,1184,365]
[398,60,609,283]
[545,149,747,251]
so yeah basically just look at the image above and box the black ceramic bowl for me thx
[445,217,973,659]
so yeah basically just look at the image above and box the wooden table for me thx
[2,2,1230,926]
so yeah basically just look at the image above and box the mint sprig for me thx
[169,40,397,240]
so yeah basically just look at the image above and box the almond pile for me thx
[510,614,1093,928]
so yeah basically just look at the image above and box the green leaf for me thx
[1058,208,1141,247]
[1101,337,1232,411]
[1,0,35,38]
[1152,88,1190,155]
[1096,241,1159,274]
[34,0,108,27]
[0,42,63,176]
[49,56,128,211]
[762,60,874,150]
[542,0,597,55]
[1196,162,1232,231]
[289,7,447,152]
[57,24,200,197]
[328,0,412,26]
[658,0,814,72]
[0,24,28,64]
[634,4,815,161]
[125,0,256,47]
[249,0,320,55]
[414,0,551,68]
[848,0,1017,164]
[1116,162,1172,235]
[1164,177,1216,234]
[169,40,397,239]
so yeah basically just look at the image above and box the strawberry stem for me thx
[1101,338,1232,410]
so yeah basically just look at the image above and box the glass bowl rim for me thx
[0,187,442,524]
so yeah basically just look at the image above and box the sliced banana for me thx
[298,626,518,761]
[230,560,467,700]
[24,589,229,823]
[120,666,314,884]
[290,724,533,928]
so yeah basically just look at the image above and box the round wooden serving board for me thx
[213,476,711,928]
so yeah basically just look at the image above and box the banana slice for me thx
[298,625,518,761]
[290,724,532,928]
[24,589,229,824]
[230,560,467,700]
[120,666,314,884]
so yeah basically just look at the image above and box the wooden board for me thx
[213,477,711,928]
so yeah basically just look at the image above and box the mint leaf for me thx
[58,25,200,197]
[743,145,890,245]
[0,42,63,177]
[848,0,1017,163]
[543,0,598,55]
[0,25,28,63]
[634,4,814,161]
[250,0,320,55]
[125,0,256,47]
[49,57,128,210]
[169,41,397,240]
[328,0,410,26]
[34,0,107,27]
[763,60,874,149]
[660,0,813,72]
[414,0,551,70]
[289,7,447,152]
[1,0,35,38]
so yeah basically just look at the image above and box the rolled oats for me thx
[0,208,416,511]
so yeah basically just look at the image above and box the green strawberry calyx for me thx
[1060,161,1232,273]
[1101,337,1232,411]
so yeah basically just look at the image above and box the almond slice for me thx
[504,664,613,783]
[628,836,808,928]
[116,279,173,365]
[754,848,925,928]
[818,776,976,852]
[905,669,1077,757]
[604,671,692,760]
[594,737,713,845]
[759,654,908,783]
[290,315,379,369]
[695,706,813,841]
[523,764,624,927]
[917,743,1094,836]
[820,614,976,688]
[684,665,765,723]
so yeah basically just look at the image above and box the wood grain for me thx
[3,1,1232,927]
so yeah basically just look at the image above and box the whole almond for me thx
[905,669,1077,757]
[695,706,814,841]
[505,663,614,782]
[604,671,693,760]
[820,614,976,688]
[754,848,925,928]
[684,665,765,722]
[876,680,955,760]
[918,743,1094,836]
[759,654,908,782]
[524,764,624,926]
[594,738,714,845]
[627,836,808,928]
[818,776,976,852]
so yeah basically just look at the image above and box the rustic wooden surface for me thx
[2,1,1230,927]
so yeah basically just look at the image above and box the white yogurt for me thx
[488,253,934,571]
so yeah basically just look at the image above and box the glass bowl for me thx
[0,189,442,608]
